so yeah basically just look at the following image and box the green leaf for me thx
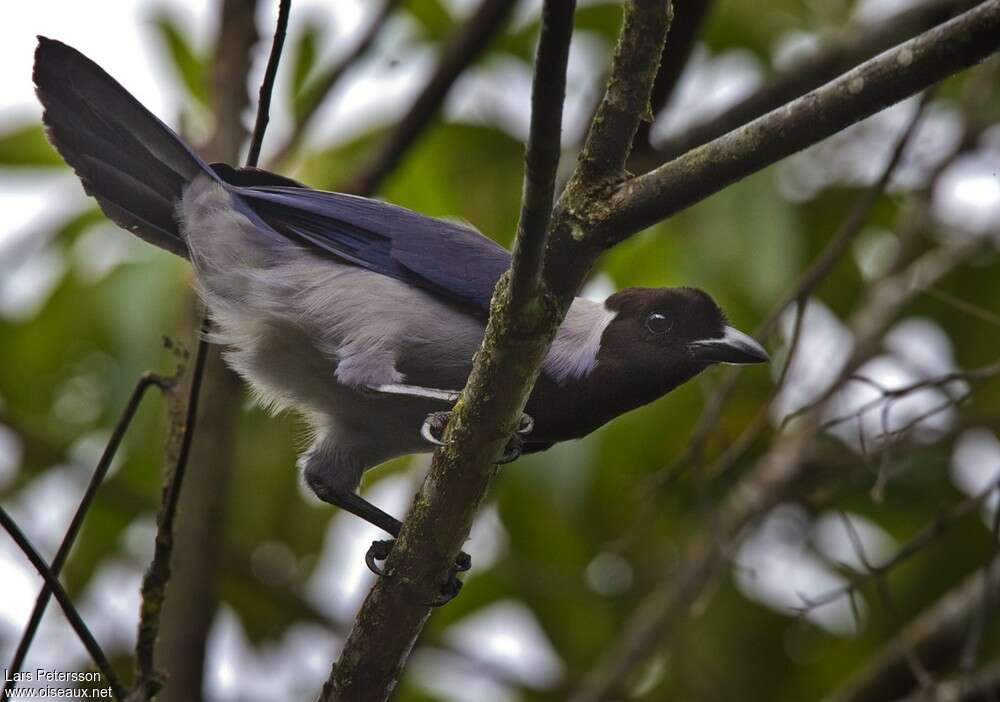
[0,124,63,167]
[153,11,209,106]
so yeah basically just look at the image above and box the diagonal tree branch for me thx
[245,0,291,167]
[0,505,126,700]
[326,0,1000,698]
[322,2,676,700]
[640,0,986,166]
[571,2,672,188]
[2,371,174,699]
[346,0,519,196]
[823,565,1000,702]
[601,0,1000,246]
[266,0,402,169]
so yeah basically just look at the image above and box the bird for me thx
[33,37,769,600]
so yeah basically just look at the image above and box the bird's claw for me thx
[516,413,534,437]
[493,412,535,464]
[427,576,463,607]
[365,539,393,576]
[420,411,453,446]
[365,539,472,606]
[421,412,534,456]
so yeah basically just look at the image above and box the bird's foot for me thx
[365,539,472,606]
[494,413,534,465]
[421,411,534,465]
[420,411,453,446]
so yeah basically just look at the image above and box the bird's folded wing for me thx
[231,184,511,314]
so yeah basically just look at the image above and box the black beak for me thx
[688,326,770,365]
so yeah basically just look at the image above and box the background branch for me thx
[0,506,126,700]
[347,0,519,196]
[140,0,287,697]
[245,0,291,168]
[2,371,174,700]
[824,566,1000,702]
[603,0,1000,245]
[571,231,991,701]
[266,0,402,169]
[636,0,985,167]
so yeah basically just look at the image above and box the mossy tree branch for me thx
[601,0,1000,246]
[326,1,1000,700]
[324,2,672,700]
[637,0,986,167]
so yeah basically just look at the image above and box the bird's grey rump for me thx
[179,177,613,494]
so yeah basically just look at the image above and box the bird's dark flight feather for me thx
[35,38,513,312]
[232,185,512,313]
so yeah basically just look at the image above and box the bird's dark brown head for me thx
[595,286,769,408]
[527,286,769,443]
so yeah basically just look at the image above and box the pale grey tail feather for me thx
[33,36,219,258]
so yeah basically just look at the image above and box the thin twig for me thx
[245,0,292,168]
[795,484,995,615]
[782,359,1000,435]
[0,506,127,701]
[843,512,935,689]
[133,323,211,697]
[891,661,1000,702]
[957,477,1000,691]
[2,371,176,700]
[134,4,291,690]
[266,0,402,169]
[651,92,931,492]
[927,286,1000,328]
[823,563,1000,702]
[571,231,986,702]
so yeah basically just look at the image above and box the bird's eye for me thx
[645,313,672,334]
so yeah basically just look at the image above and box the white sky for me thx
[0,0,210,122]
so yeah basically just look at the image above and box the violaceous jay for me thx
[33,38,768,593]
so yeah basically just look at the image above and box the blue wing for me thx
[227,180,511,314]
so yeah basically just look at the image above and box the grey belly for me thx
[222,316,458,460]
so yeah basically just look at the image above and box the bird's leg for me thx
[304,452,470,604]
[421,410,534,464]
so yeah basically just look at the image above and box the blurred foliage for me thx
[152,10,210,107]
[1,1,999,701]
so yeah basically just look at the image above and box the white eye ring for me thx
[645,313,672,334]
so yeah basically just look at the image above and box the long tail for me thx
[33,37,218,257]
